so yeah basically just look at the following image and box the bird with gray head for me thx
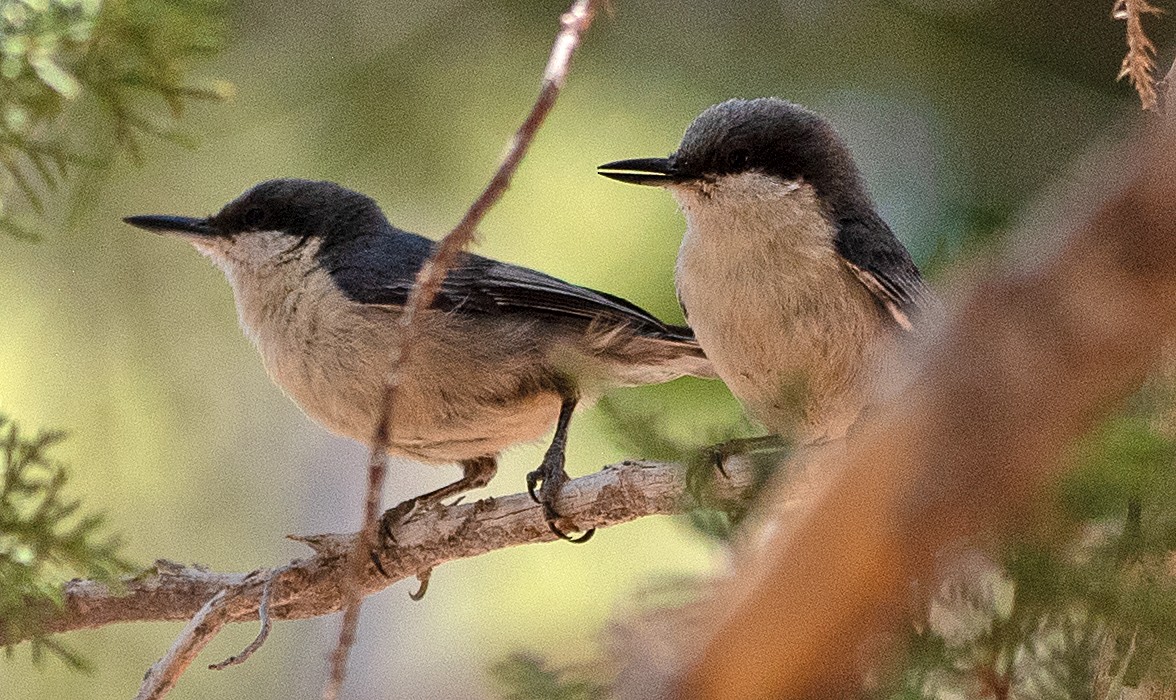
[124,179,714,545]
[598,98,933,444]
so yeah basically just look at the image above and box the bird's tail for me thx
[586,321,716,386]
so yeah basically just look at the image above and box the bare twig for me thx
[1114,0,1165,110]
[3,457,751,646]
[324,1,599,698]
[135,590,232,700]
[208,568,280,671]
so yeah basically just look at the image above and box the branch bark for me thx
[4,457,752,646]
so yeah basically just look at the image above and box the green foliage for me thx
[517,394,1176,699]
[922,202,1016,279]
[1061,413,1176,525]
[873,403,1176,699]
[594,395,788,542]
[0,415,133,668]
[490,653,608,700]
[0,0,230,238]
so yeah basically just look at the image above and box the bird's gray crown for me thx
[209,178,387,240]
[673,98,868,213]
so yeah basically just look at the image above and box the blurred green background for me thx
[0,0,1154,697]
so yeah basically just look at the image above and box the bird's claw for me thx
[702,435,790,480]
[703,444,733,479]
[369,549,391,578]
[379,499,416,544]
[372,497,420,573]
[409,569,432,601]
[527,462,594,544]
[544,507,595,543]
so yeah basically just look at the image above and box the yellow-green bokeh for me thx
[1,0,1142,697]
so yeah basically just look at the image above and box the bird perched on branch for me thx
[599,98,932,443]
[125,179,713,543]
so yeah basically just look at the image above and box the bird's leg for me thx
[374,455,498,573]
[704,434,790,477]
[527,396,594,543]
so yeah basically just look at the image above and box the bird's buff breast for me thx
[222,258,562,463]
[672,174,884,439]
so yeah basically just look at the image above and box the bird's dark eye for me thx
[242,206,266,229]
[726,148,749,169]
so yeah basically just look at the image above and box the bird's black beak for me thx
[123,214,217,238]
[597,157,684,186]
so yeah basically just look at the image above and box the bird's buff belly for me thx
[686,302,876,441]
[281,369,565,463]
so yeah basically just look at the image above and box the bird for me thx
[124,178,714,543]
[598,98,932,444]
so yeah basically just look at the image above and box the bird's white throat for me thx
[669,171,829,255]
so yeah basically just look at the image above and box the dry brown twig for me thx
[132,562,284,699]
[1157,55,1176,113]
[1114,0,1166,110]
[322,1,599,698]
[207,565,283,671]
[134,589,233,700]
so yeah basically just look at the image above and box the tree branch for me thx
[326,1,599,696]
[3,457,752,646]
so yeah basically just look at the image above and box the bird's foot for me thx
[379,496,421,546]
[368,496,423,578]
[526,458,594,544]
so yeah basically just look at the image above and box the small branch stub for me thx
[135,590,232,700]
[209,569,279,671]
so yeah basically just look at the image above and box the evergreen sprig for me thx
[0,0,230,239]
[0,415,133,668]
[490,653,609,700]
[874,407,1176,699]
[593,395,787,542]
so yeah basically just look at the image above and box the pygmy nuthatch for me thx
[599,98,932,443]
[126,179,714,541]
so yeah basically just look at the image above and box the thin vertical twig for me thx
[1156,56,1176,114]
[322,2,599,698]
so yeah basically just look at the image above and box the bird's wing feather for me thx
[327,232,688,339]
[833,214,933,331]
[444,257,683,336]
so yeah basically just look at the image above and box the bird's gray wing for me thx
[833,214,933,331]
[327,232,690,339]
[443,257,688,338]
